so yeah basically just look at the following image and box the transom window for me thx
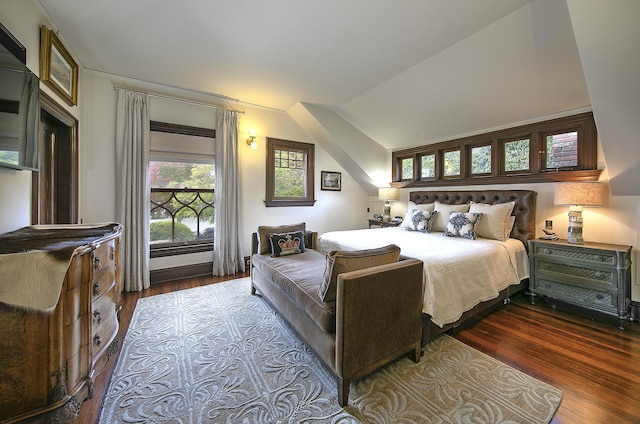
[392,112,599,187]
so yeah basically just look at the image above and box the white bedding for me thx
[317,227,529,328]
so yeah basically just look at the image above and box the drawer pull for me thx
[93,282,101,296]
[94,335,101,347]
[93,310,102,325]
[542,248,552,254]
[593,255,603,261]
[93,256,101,269]
[596,293,604,300]
[595,272,605,279]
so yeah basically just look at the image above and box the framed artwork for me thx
[321,171,341,191]
[40,25,78,106]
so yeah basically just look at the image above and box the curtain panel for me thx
[115,89,150,292]
[212,109,245,276]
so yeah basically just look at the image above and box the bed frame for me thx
[409,189,537,344]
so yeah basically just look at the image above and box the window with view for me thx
[265,137,315,207]
[149,122,216,257]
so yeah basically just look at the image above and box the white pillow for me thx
[432,202,470,232]
[407,201,435,212]
[443,212,484,239]
[400,210,437,232]
[469,201,516,241]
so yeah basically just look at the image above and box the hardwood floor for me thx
[79,273,640,423]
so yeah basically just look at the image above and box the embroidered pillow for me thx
[257,223,305,255]
[443,212,484,240]
[431,202,470,232]
[400,210,437,232]
[318,244,401,302]
[269,231,305,257]
[407,201,435,212]
[469,201,515,241]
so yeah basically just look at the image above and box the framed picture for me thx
[40,25,78,106]
[321,171,341,191]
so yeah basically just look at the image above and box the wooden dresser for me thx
[0,223,122,423]
[528,238,632,330]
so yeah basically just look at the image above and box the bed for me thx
[317,189,537,344]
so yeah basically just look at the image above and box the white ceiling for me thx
[35,0,640,195]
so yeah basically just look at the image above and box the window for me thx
[391,112,599,187]
[503,138,530,172]
[470,144,491,175]
[149,121,216,257]
[265,138,315,207]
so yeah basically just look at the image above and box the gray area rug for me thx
[99,277,561,423]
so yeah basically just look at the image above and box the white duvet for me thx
[317,227,529,328]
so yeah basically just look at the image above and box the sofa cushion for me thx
[251,249,337,333]
[318,244,401,302]
[257,223,305,255]
[269,231,305,257]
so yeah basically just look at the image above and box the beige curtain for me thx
[115,89,150,292]
[212,109,245,276]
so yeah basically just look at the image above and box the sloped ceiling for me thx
[34,0,638,194]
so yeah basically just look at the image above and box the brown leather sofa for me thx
[250,225,423,406]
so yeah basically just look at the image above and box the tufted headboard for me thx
[409,190,537,248]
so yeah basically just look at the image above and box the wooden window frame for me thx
[265,137,315,207]
[391,112,600,188]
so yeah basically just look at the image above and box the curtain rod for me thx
[113,86,245,114]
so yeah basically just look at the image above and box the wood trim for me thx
[265,138,316,207]
[150,262,213,284]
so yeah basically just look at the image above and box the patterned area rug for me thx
[99,278,561,423]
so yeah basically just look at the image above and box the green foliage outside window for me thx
[401,157,413,180]
[421,154,435,178]
[471,145,491,174]
[504,139,530,172]
[444,150,460,176]
[150,220,195,243]
[274,149,306,197]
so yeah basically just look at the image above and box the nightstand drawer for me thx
[533,244,618,267]
[533,278,617,313]
[536,261,616,286]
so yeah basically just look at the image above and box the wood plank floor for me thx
[79,273,640,423]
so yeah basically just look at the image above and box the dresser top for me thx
[529,238,632,253]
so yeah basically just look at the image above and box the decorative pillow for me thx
[400,210,437,232]
[257,223,305,255]
[318,244,401,302]
[431,202,470,232]
[468,201,515,241]
[269,231,305,257]
[443,212,484,239]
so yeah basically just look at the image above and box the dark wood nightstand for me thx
[528,238,632,329]
[368,219,401,229]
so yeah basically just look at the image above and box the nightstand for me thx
[528,239,632,330]
[368,219,401,229]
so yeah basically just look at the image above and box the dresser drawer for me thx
[533,278,617,313]
[536,261,617,288]
[91,286,118,357]
[92,262,116,299]
[533,244,618,267]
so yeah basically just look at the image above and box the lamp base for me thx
[567,209,584,244]
[383,201,391,221]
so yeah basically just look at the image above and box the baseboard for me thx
[150,262,213,284]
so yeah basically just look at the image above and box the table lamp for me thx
[378,187,399,221]
[554,182,604,244]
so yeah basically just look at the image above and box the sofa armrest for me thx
[335,258,423,380]
[251,229,318,255]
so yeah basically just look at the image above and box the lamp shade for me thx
[554,182,604,206]
[378,187,399,201]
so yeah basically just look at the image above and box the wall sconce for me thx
[378,187,399,221]
[246,135,258,150]
[554,182,604,244]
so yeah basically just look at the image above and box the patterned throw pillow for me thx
[443,212,484,240]
[269,231,305,257]
[401,210,437,232]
